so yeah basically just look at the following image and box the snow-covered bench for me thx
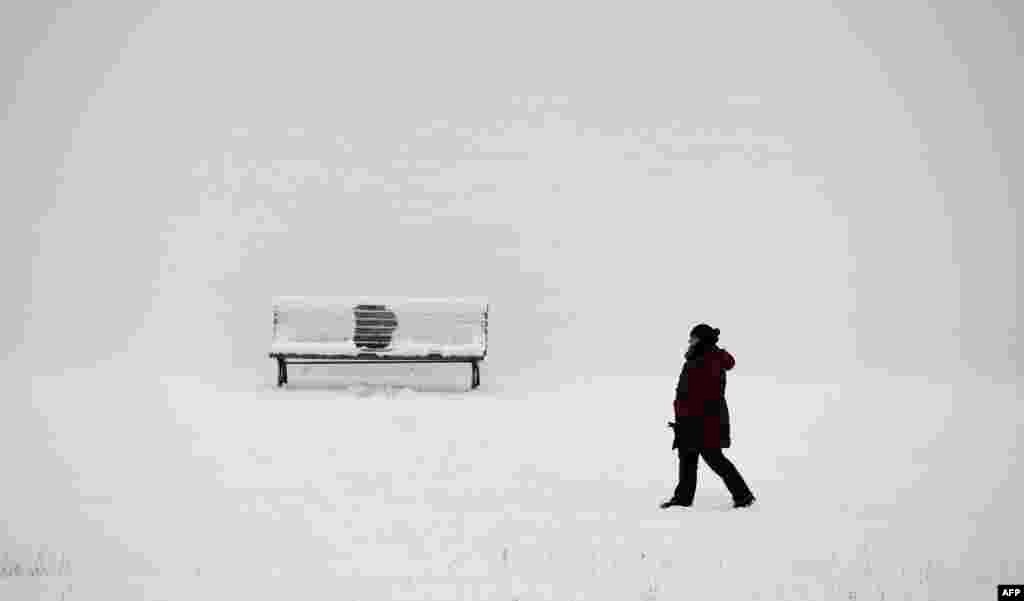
[269,297,489,389]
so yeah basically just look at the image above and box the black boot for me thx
[660,498,692,509]
[733,493,756,509]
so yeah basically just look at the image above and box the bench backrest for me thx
[271,297,489,357]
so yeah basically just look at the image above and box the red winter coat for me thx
[673,347,736,449]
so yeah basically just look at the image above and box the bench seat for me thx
[269,341,486,358]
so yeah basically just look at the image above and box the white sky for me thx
[2,1,1019,384]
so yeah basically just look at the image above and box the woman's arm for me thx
[720,348,736,371]
[675,363,689,399]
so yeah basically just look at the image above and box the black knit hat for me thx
[690,323,720,343]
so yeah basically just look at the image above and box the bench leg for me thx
[471,361,480,389]
[277,357,288,387]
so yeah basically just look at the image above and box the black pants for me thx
[674,447,753,504]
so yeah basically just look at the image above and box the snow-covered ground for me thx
[2,359,1020,600]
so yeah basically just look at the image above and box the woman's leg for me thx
[673,448,700,503]
[700,448,753,502]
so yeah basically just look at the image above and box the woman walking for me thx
[662,324,755,509]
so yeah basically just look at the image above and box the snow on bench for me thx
[269,297,489,389]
